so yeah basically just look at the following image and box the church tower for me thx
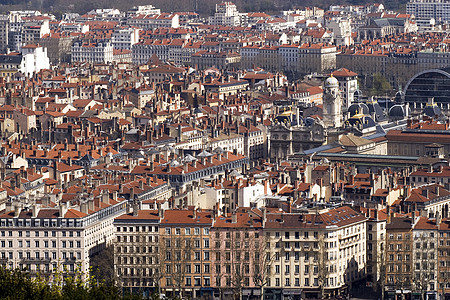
[323,75,342,128]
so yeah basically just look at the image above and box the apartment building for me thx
[407,0,450,22]
[191,51,241,70]
[210,209,265,299]
[114,209,161,294]
[208,132,244,155]
[0,191,127,280]
[0,54,22,79]
[158,209,213,299]
[204,177,270,213]
[412,217,438,299]
[241,124,266,161]
[385,216,413,300]
[112,27,140,50]
[0,16,8,53]
[364,209,387,288]
[264,206,367,299]
[71,41,113,64]
[438,218,450,298]
[20,44,50,76]
[241,43,337,75]
[208,2,246,27]
[21,19,50,49]
[127,13,179,30]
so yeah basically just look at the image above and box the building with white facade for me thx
[71,41,113,64]
[112,27,140,50]
[264,206,367,299]
[407,0,450,22]
[0,191,127,280]
[127,13,179,30]
[326,18,353,46]
[208,2,246,27]
[204,176,271,212]
[331,68,358,109]
[20,44,50,77]
[127,5,161,17]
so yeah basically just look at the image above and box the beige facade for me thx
[264,207,367,298]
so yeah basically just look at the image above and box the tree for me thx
[413,230,438,300]
[252,233,274,300]
[90,246,115,286]
[376,238,386,300]
[0,265,143,300]
[371,73,392,97]
[317,233,329,299]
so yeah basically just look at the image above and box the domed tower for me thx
[323,75,343,128]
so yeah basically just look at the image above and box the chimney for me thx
[32,204,41,218]
[262,207,267,227]
[132,202,139,217]
[101,190,109,204]
[158,202,165,219]
[88,198,95,211]
[80,201,88,214]
[130,187,135,200]
[59,201,69,218]
[232,210,237,224]
[14,205,21,217]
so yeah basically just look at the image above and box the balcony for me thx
[64,257,77,263]
[20,257,51,264]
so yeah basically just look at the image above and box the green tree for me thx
[371,73,392,97]
[0,266,149,300]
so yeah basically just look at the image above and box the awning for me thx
[283,289,302,295]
